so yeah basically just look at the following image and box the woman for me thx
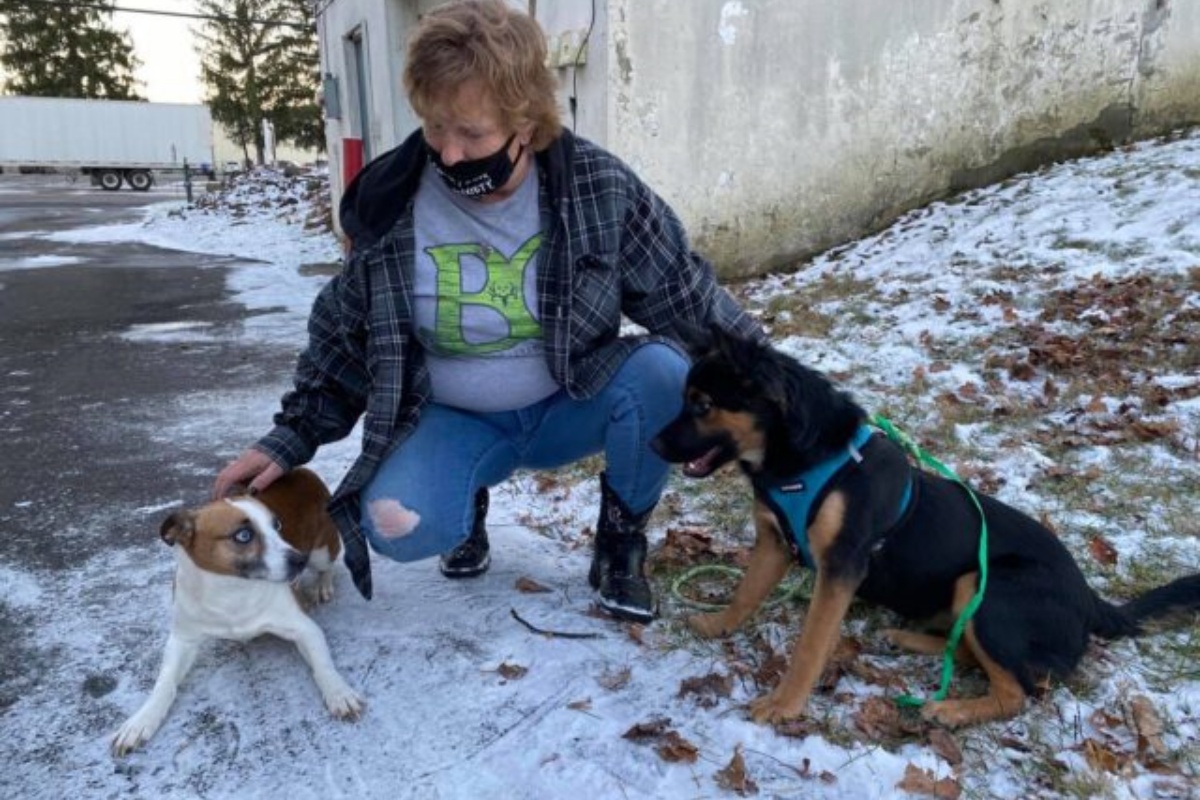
[214,0,762,623]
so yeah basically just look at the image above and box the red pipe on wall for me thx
[343,137,364,187]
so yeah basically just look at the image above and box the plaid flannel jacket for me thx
[253,129,762,599]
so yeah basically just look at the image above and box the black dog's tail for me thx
[1091,574,1200,640]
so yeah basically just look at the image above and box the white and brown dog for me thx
[111,467,364,756]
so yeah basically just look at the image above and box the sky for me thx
[116,0,206,104]
[1,131,1198,799]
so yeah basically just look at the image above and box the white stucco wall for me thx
[315,0,423,200]
[609,0,1200,276]
[316,0,1200,275]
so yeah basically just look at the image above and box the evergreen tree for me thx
[196,0,323,164]
[0,0,143,99]
[261,0,322,152]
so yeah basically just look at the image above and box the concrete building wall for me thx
[315,0,424,195]
[1135,0,1200,131]
[315,0,1200,277]
[610,0,1200,276]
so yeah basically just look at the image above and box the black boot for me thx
[588,474,657,623]
[439,487,491,578]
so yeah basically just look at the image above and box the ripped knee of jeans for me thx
[367,498,421,539]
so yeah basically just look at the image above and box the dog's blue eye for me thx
[273,518,282,532]
[691,399,713,416]
[232,527,254,544]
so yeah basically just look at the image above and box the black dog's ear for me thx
[671,319,715,357]
[710,326,754,366]
[709,325,772,383]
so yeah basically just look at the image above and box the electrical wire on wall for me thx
[569,0,595,132]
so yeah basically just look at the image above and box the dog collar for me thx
[755,425,910,568]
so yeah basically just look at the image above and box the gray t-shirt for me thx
[412,161,559,412]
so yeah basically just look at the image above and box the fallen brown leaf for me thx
[597,665,632,691]
[1129,419,1180,441]
[1130,695,1168,760]
[678,672,734,708]
[515,576,552,593]
[1088,535,1119,567]
[754,651,788,689]
[927,728,963,766]
[854,696,928,740]
[895,763,961,799]
[714,745,759,796]
[655,731,699,764]
[533,474,565,494]
[1008,360,1036,381]
[772,717,821,738]
[1089,707,1122,731]
[622,717,671,741]
[647,526,719,573]
[1080,737,1129,774]
[997,736,1031,753]
[497,662,528,680]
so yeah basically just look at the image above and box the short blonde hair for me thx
[404,0,562,151]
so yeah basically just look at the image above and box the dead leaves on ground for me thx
[1081,695,1180,776]
[493,661,527,681]
[648,526,726,574]
[1087,534,1120,567]
[939,271,1196,452]
[596,665,632,691]
[654,731,700,764]
[714,746,759,796]
[677,671,734,708]
[1128,696,1168,761]
[896,764,962,799]
[927,728,963,766]
[853,695,930,741]
[515,576,552,593]
[621,717,698,764]
[1022,274,1198,391]
[613,674,1186,795]
[624,723,836,797]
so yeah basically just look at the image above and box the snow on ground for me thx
[3,141,1199,800]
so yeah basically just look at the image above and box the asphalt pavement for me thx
[0,176,298,711]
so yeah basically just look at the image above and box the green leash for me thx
[671,564,812,611]
[870,415,990,708]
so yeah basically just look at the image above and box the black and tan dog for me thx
[651,326,1200,727]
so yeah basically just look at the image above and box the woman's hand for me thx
[213,448,285,499]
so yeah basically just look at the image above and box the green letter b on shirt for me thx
[423,233,543,356]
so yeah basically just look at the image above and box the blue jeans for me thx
[360,343,688,562]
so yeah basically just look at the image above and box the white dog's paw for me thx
[316,572,335,605]
[323,682,365,721]
[111,714,159,757]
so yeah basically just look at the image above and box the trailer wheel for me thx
[126,170,153,191]
[97,170,123,191]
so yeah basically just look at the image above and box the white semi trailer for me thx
[0,96,214,191]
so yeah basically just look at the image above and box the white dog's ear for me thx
[159,511,196,547]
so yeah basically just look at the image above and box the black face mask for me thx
[426,133,524,198]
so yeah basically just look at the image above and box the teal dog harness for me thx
[754,425,912,568]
